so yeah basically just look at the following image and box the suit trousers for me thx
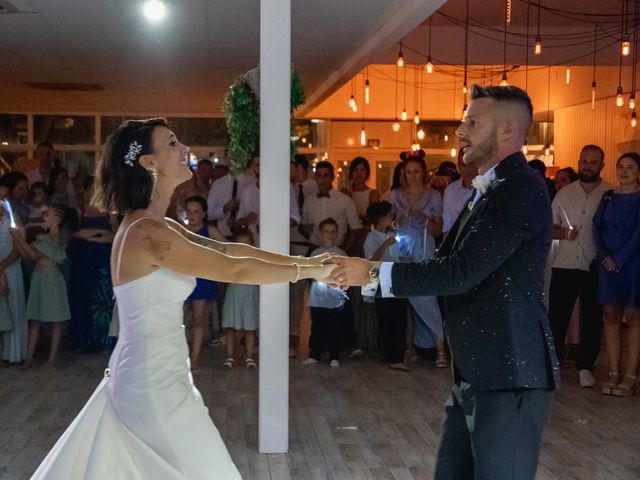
[375,297,407,364]
[309,307,342,361]
[548,264,602,371]
[435,382,553,480]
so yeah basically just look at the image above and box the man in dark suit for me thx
[326,85,559,480]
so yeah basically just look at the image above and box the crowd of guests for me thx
[1,140,639,396]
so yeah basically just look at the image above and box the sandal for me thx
[245,358,257,369]
[612,375,639,397]
[223,358,234,369]
[435,352,448,368]
[601,372,620,395]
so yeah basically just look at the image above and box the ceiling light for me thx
[143,0,167,23]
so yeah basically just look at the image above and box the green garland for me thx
[223,69,305,175]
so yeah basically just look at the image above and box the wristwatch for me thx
[368,264,380,283]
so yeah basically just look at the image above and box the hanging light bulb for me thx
[629,94,635,110]
[397,45,404,68]
[450,147,457,157]
[360,128,366,146]
[621,37,631,57]
[462,82,468,95]
[348,94,355,109]
[444,133,449,142]
[534,36,542,55]
[544,145,550,157]
[500,72,509,86]
[392,119,401,132]
[591,81,597,110]
[616,86,624,107]
[506,0,512,25]
[425,56,433,74]
[414,111,420,124]
[417,128,426,140]
[565,66,570,84]
[401,109,407,121]
[461,104,468,121]
[365,79,370,104]
[352,104,358,112]
[632,111,638,127]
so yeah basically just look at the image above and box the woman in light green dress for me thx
[10,204,74,368]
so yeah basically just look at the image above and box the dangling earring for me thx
[151,167,158,180]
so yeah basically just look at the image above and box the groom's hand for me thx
[322,256,373,287]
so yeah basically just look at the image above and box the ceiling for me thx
[0,0,443,114]
[0,0,634,116]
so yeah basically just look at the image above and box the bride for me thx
[30,118,335,479]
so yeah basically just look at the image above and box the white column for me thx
[259,0,291,453]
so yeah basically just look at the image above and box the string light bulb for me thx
[500,72,509,86]
[397,45,404,68]
[444,133,449,142]
[411,141,420,151]
[565,66,570,84]
[401,109,407,121]
[591,81,597,110]
[450,147,457,157]
[414,111,420,124]
[348,95,356,109]
[360,128,366,146]
[392,119,401,132]
[534,36,542,55]
[352,104,358,112]
[632,111,638,128]
[616,86,624,107]
[629,94,635,110]
[463,82,468,95]
[426,57,434,74]
[365,79,370,104]
[417,128,426,140]
[622,37,631,57]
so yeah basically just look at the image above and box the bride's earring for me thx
[151,167,158,180]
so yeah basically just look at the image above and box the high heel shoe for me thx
[612,375,639,397]
[601,372,620,395]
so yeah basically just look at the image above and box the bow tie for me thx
[317,192,331,198]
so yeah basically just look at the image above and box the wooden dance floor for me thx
[0,344,638,480]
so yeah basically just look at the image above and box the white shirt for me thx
[364,230,400,262]
[290,178,318,249]
[206,173,255,237]
[301,189,362,246]
[551,179,611,271]
[237,182,300,247]
[442,179,474,232]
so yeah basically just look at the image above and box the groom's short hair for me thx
[471,84,533,134]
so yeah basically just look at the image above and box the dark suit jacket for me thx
[390,152,560,391]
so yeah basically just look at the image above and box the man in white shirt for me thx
[549,144,611,388]
[299,161,361,248]
[442,152,477,233]
[25,141,74,194]
[206,161,256,238]
[235,157,300,247]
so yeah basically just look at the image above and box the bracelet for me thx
[292,263,301,283]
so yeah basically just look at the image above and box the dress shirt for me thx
[551,179,611,271]
[206,173,255,237]
[308,246,348,308]
[442,179,474,232]
[290,179,318,249]
[364,230,400,262]
[301,189,362,246]
[297,177,319,199]
[237,182,300,247]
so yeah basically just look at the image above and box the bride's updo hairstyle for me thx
[93,118,168,214]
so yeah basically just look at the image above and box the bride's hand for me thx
[307,263,337,285]
[306,252,332,266]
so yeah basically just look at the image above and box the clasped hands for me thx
[314,255,374,288]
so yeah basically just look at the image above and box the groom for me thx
[327,85,559,480]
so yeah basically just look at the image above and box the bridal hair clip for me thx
[124,141,143,167]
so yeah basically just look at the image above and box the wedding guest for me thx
[25,142,65,189]
[0,183,27,364]
[206,159,256,238]
[69,180,116,353]
[549,144,611,387]
[11,204,76,368]
[381,162,406,202]
[593,152,640,397]
[388,150,446,367]
[24,182,48,242]
[428,175,450,198]
[341,156,380,221]
[183,195,226,371]
[364,201,409,370]
[554,167,578,192]
[302,218,348,368]
[434,160,460,183]
[48,166,80,217]
[222,226,259,370]
[1,171,30,225]
[442,150,477,234]
[528,158,556,199]
[168,159,214,222]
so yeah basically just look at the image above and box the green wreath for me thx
[223,67,305,175]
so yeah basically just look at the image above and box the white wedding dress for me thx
[31,218,241,479]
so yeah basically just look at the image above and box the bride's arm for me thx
[164,217,321,265]
[132,219,333,284]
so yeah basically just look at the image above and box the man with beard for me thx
[549,145,611,388]
[325,85,559,480]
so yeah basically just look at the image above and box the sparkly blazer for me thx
[390,152,560,391]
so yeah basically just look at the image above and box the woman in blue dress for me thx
[184,195,226,371]
[593,152,640,397]
[389,151,447,368]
